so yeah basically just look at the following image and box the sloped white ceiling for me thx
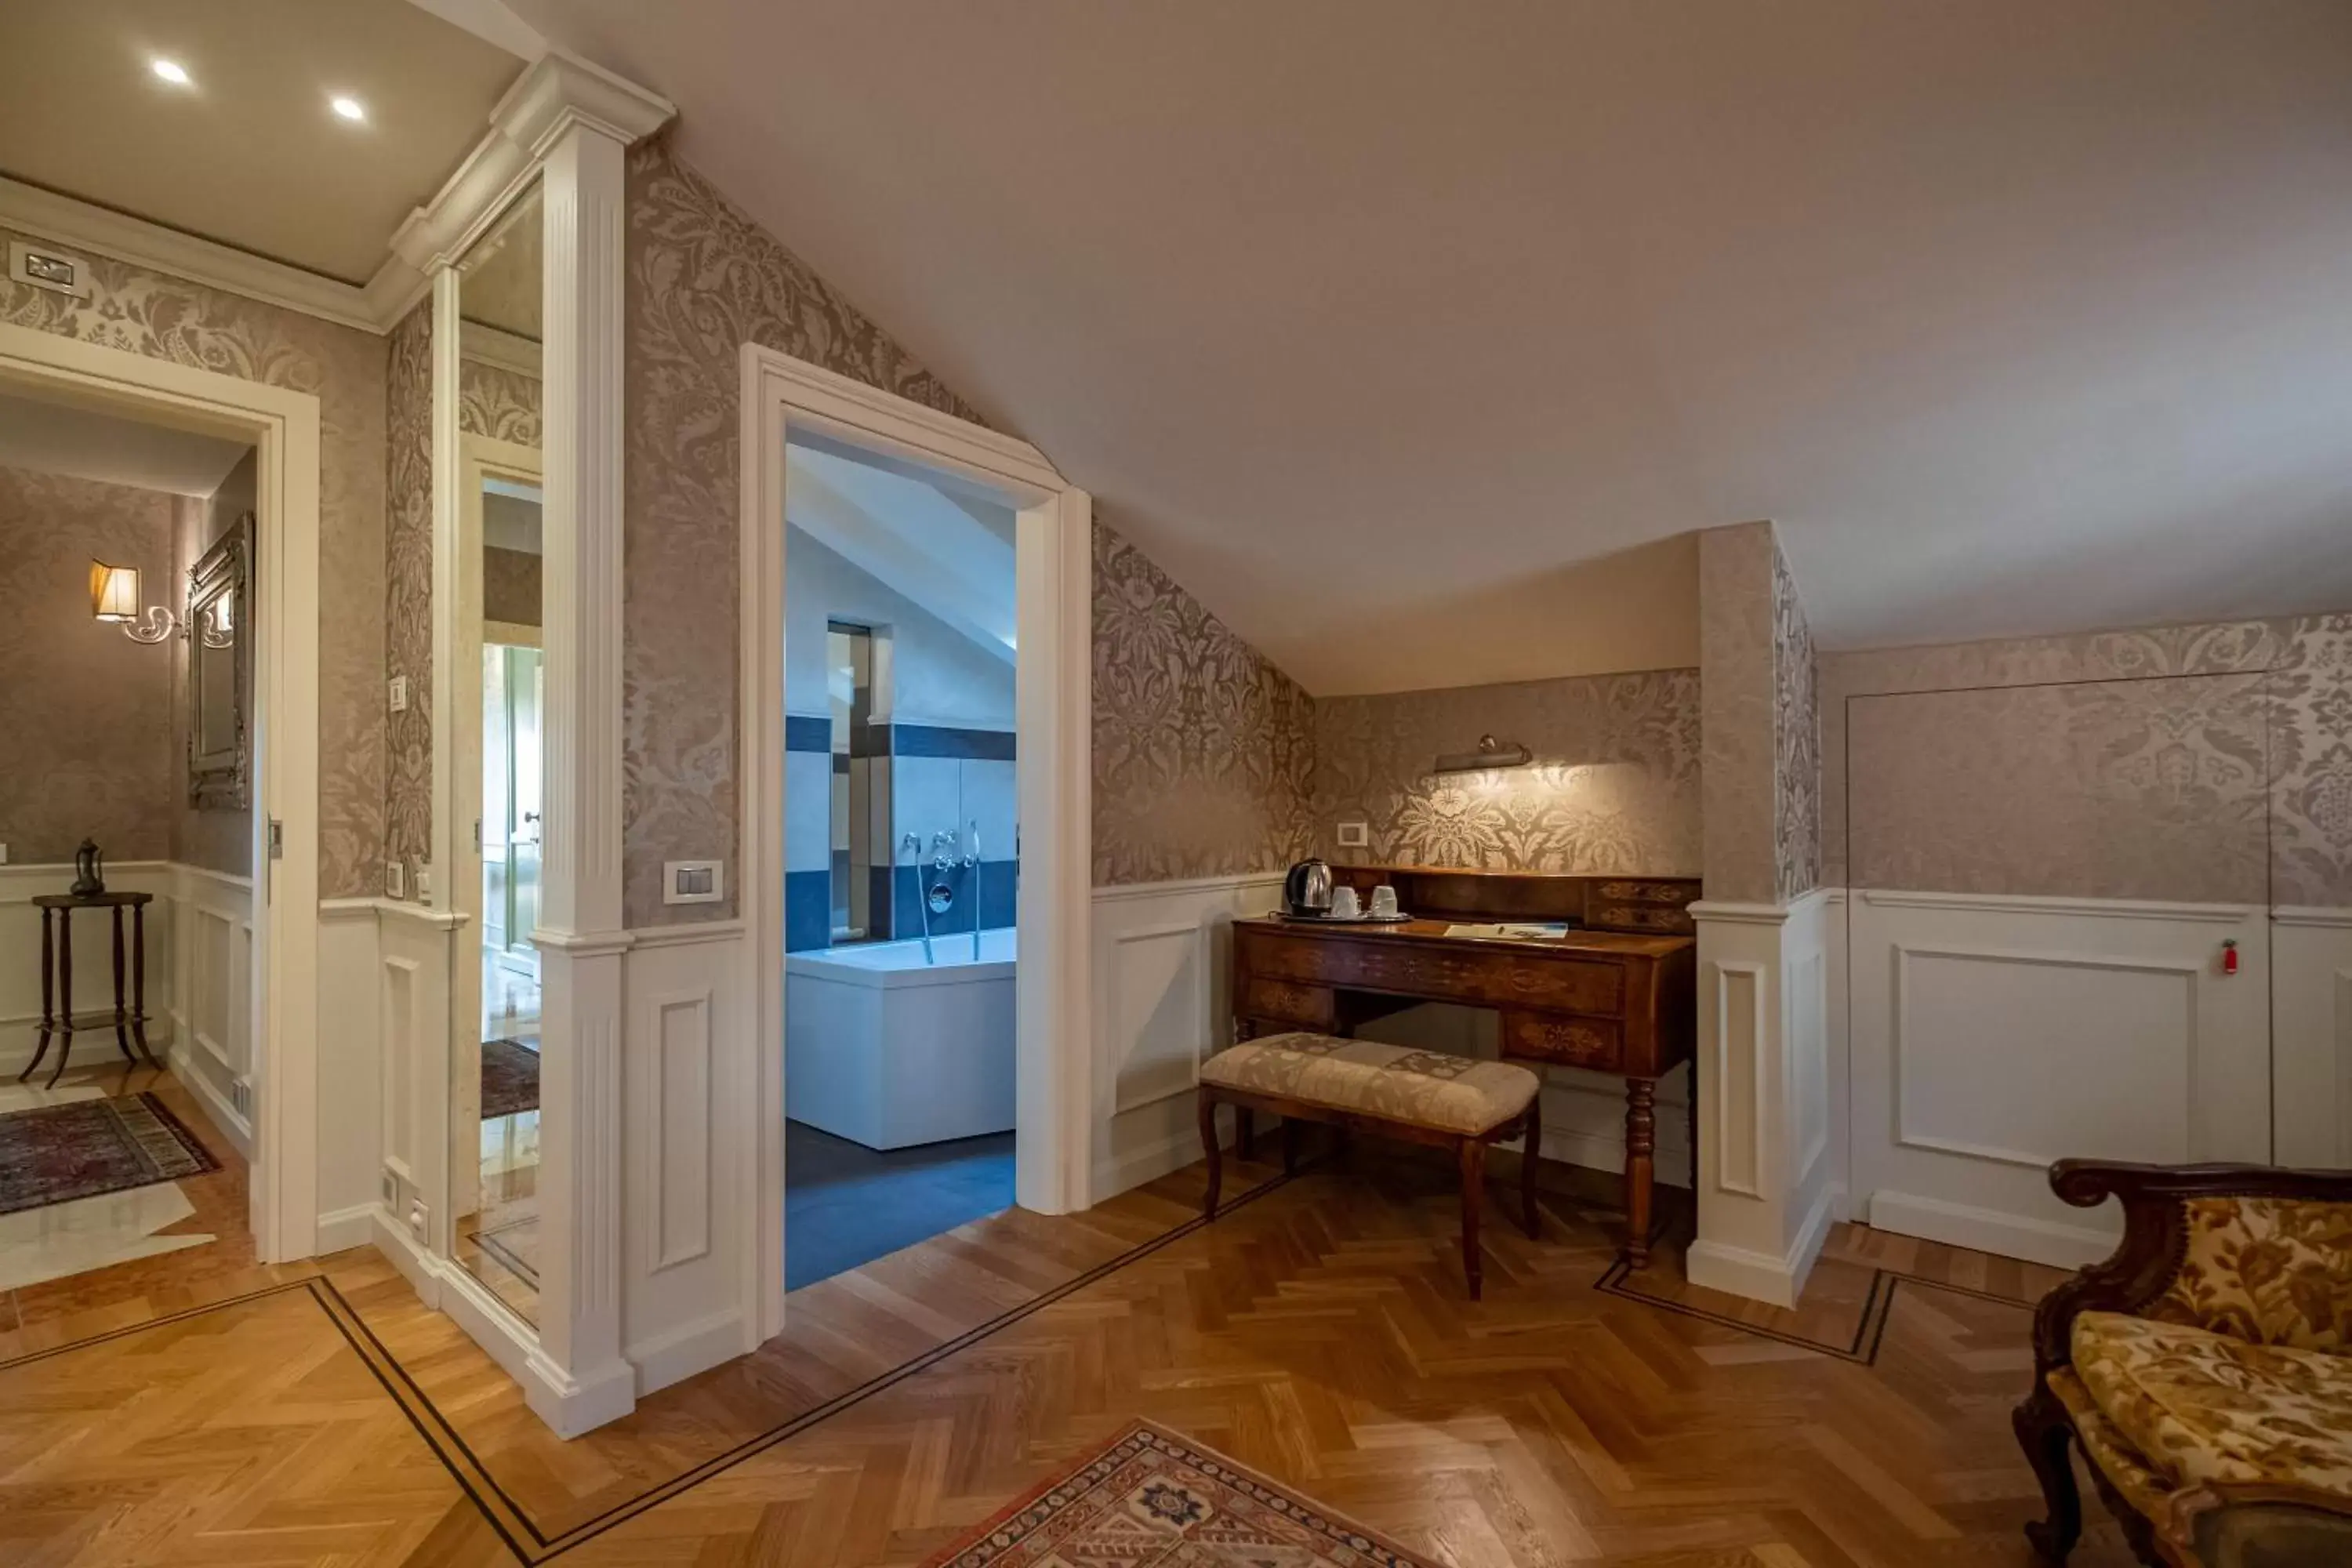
[512,1,2352,691]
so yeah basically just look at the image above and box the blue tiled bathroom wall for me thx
[784,717,1016,950]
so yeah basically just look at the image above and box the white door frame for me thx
[0,321,322,1261]
[739,343,1092,1341]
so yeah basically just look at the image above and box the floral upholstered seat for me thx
[1200,1033,1538,1136]
[2016,1167,2352,1567]
[2070,1311,2352,1500]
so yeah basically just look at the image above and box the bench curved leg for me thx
[1199,1092,1223,1221]
[1459,1137,1485,1301]
[1521,1097,1543,1240]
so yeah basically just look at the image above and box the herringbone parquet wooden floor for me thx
[0,1135,2139,1567]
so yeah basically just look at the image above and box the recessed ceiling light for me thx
[151,58,191,86]
[329,95,365,122]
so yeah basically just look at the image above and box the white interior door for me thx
[1848,890,2271,1268]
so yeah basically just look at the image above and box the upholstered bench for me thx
[1196,1032,1543,1299]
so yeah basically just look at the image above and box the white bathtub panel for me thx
[785,955,1014,1150]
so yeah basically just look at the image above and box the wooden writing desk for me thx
[1230,868,1697,1264]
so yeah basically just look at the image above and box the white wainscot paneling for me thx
[170,866,255,1153]
[622,922,747,1399]
[314,901,385,1250]
[1090,873,1285,1199]
[2274,907,2352,1167]
[1849,890,2271,1269]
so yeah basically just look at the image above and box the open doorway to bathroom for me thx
[781,431,1019,1290]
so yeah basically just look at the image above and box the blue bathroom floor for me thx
[783,1121,1017,1291]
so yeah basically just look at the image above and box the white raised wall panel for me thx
[2273,908,2352,1168]
[1848,889,2270,1269]
[1688,893,1835,1309]
[1091,874,1284,1198]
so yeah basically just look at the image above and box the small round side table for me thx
[21,891,162,1088]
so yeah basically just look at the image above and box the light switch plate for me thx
[385,860,405,899]
[1336,821,1370,848]
[663,858,724,904]
[414,862,432,900]
[388,675,408,713]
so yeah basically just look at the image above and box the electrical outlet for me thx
[380,1170,397,1209]
[385,860,406,899]
[388,675,408,713]
[406,1197,428,1240]
[1336,821,1370,848]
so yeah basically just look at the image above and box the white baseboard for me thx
[1686,1183,1835,1309]
[314,1203,377,1254]
[167,1040,252,1160]
[372,1207,443,1308]
[628,1309,747,1398]
[1094,1104,1233,1200]
[1867,1189,2118,1271]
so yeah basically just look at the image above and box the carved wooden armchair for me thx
[2014,1160,2352,1566]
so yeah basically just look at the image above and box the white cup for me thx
[1369,884,1399,919]
[1327,885,1362,920]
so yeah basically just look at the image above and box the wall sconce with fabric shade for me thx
[1432,734,1533,775]
[89,560,179,644]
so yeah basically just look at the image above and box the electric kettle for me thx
[1283,857,1334,918]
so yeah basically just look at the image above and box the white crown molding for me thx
[2,50,670,336]
[460,319,541,376]
[0,175,388,334]
[495,49,677,159]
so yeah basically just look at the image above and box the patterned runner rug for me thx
[924,1421,1433,1568]
[481,1037,540,1120]
[0,1092,220,1215]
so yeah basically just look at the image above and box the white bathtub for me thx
[785,930,1016,1149]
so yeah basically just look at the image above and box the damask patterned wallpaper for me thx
[1697,521,1780,903]
[0,227,388,898]
[1312,670,1700,877]
[383,299,434,887]
[1770,537,1820,902]
[1092,520,1317,885]
[1823,614,2352,906]
[458,358,541,447]
[622,136,982,925]
[0,466,176,862]
[2272,614,2352,908]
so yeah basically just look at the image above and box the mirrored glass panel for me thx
[451,181,545,1326]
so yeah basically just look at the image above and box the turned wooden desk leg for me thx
[1624,1076,1657,1267]
[1520,1094,1543,1240]
[21,909,55,1083]
[131,902,156,1066]
[110,905,133,1063]
[50,910,75,1089]
[1457,1138,1487,1300]
[1198,1092,1223,1221]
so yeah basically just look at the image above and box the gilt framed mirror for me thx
[187,510,252,810]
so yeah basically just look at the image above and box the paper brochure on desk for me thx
[1443,922,1574,940]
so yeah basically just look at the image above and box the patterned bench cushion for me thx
[2145,1196,2352,1352]
[1200,1033,1538,1137]
[2072,1310,2352,1502]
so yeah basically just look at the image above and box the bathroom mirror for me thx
[449,180,546,1327]
[187,510,252,809]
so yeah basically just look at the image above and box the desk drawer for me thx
[1501,1011,1623,1071]
[1240,978,1334,1031]
[1245,933,1624,1015]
